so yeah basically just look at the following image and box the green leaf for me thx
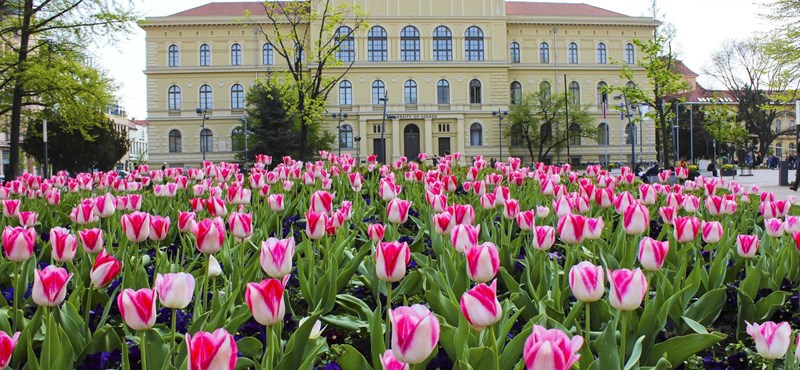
[681,317,709,334]
[645,333,726,365]
[753,291,789,321]
[369,304,385,369]
[143,329,170,370]
[683,287,726,328]
[236,336,263,359]
[498,324,532,370]
[468,347,498,370]
[277,313,322,370]
[337,344,374,370]
[623,335,646,370]
[594,324,620,370]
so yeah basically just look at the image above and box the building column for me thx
[456,117,466,154]
[424,118,433,155]
[392,119,401,160]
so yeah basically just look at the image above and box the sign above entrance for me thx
[396,114,438,120]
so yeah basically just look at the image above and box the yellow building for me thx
[140,0,659,167]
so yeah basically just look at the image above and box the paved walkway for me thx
[719,169,799,202]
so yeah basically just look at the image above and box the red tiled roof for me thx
[130,120,149,127]
[505,2,627,17]
[671,60,699,77]
[671,88,738,104]
[169,1,628,18]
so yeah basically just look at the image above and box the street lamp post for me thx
[354,135,361,164]
[615,94,637,169]
[196,107,210,162]
[379,94,388,163]
[239,112,249,171]
[492,110,508,160]
[332,112,348,156]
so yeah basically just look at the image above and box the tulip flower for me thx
[523,325,583,370]
[71,201,98,225]
[375,241,411,283]
[186,328,238,370]
[2,199,20,218]
[117,288,157,331]
[309,190,335,215]
[658,206,677,225]
[32,265,72,307]
[94,193,116,218]
[379,179,401,201]
[155,273,195,309]
[795,335,800,363]
[205,196,227,218]
[552,195,574,218]
[149,215,171,241]
[764,218,785,238]
[622,204,649,235]
[387,198,412,225]
[557,213,586,245]
[449,204,476,226]
[532,226,556,251]
[267,194,285,212]
[607,268,648,311]
[746,321,792,360]
[228,212,253,241]
[380,350,409,370]
[450,224,480,253]
[594,188,615,209]
[701,221,723,244]
[2,226,36,262]
[90,250,122,288]
[465,242,500,283]
[50,227,77,263]
[516,210,536,231]
[584,217,604,240]
[0,331,20,368]
[460,280,501,330]
[178,212,197,233]
[190,198,205,212]
[390,305,440,364]
[568,261,605,303]
[121,212,151,243]
[536,206,550,219]
[208,255,222,277]
[17,211,37,227]
[638,237,669,271]
[305,211,328,240]
[736,234,759,258]
[479,193,496,209]
[368,223,386,242]
[503,198,520,219]
[260,237,296,278]
[194,217,225,254]
[245,275,289,326]
[673,216,700,243]
[78,228,104,254]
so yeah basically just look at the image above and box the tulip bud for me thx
[637,237,669,271]
[149,215,171,241]
[305,211,328,240]
[390,305,440,364]
[387,198,412,225]
[50,227,77,263]
[460,280,502,330]
[32,265,72,307]
[90,250,122,289]
[701,221,723,244]
[368,223,386,242]
[764,218,785,238]
[2,226,36,262]
[268,194,285,212]
[450,224,480,253]
[557,213,586,245]
[121,212,151,243]
[736,234,759,258]
[194,217,225,254]
[380,350,409,370]
[673,216,700,243]
[0,331,20,368]
[523,325,583,370]
[246,275,289,326]
[622,204,649,235]
[208,255,222,276]
[155,273,195,309]
[568,261,604,302]
[186,328,238,370]
[531,226,556,251]
[228,212,253,241]
[375,241,411,282]
[607,268,648,311]
[746,321,792,360]
[260,237,296,278]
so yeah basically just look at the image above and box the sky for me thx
[92,0,771,120]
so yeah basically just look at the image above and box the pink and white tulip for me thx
[568,261,604,303]
[50,227,77,263]
[607,268,648,311]
[460,280,502,330]
[746,321,792,360]
[245,275,289,326]
[186,328,238,370]
[465,242,500,283]
[390,305,440,364]
[638,237,669,271]
[32,265,72,307]
[523,325,583,370]
[90,250,121,288]
[117,288,157,331]
[375,241,411,283]
[260,237,296,278]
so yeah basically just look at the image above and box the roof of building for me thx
[129,120,150,127]
[671,88,738,104]
[505,2,627,17]
[169,1,630,18]
[671,60,699,78]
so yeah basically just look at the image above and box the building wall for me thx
[142,1,659,167]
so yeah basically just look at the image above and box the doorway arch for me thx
[403,124,421,159]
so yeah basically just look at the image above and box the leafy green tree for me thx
[0,0,135,179]
[252,0,367,160]
[22,117,128,174]
[509,89,596,163]
[615,36,690,167]
[700,104,749,166]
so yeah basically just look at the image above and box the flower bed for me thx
[0,153,797,370]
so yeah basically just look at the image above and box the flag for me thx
[602,101,607,120]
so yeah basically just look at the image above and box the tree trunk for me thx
[657,99,670,168]
[8,0,33,180]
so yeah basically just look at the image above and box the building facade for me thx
[141,0,659,167]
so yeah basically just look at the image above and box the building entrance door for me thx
[438,137,451,157]
[404,124,420,160]
[373,138,385,163]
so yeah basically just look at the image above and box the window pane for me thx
[437,80,450,104]
[231,84,244,109]
[200,85,212,110]
[368,26,388,62]
[339,125,353,148]
[539,42,549,64]
[168,86,181,110]
[231,43,242,65]
[404,80,417,104]
[168,45,179,67]
[510,42,520,63]
[625,43,635,64]
[510,82,522,105]
[401,26,420,61]
[339,80,352,105]
[372,81,385,105]
[465,26,484,61]
[569,82,580,105]
[263,43,273,65]
[169,130,182,153]
[200,44,210,66]
[470,123,482,146]
[336,27,355,62]
[469,80,482,104]
[433,26,453,61]
[596,43,607,64]
[201,129,213,153]
[568,43,578,64]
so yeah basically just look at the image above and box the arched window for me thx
[335,26,355,62]
[262,43,274,65]
[199,84,212,110]
[168,85,181,111]
[465,26,484,61]
[469,79,482,104]
[568,42,578,64]
[200,128,213,153]
[596,43,607,64]
[401,26,421,62]
[372,80,385,105]
[777,143,783,158]
[568,81,581,105]
[597,123,609,145]
[231,43,242,65]
[470,123,483,146]
[510,81,522,105]
[230,84,244,109]
[168,44,179,67]
[199,44,211,66]
[437,79,450,104]
[339,124,353,149]
[510,124,524,146]
[368,26,388,62]
[569,123,581,145]
[510,42,520,63]
[625,123,634,144]
[596,81,608,107]
[232,127,245,152]
[339,80,352,106]
[539,42,550,64]
[539,81,551,101]
[433,26,453,61]
[404,80,418,104]
[625,43,635,64]
[168,130,182,153]
[775,119,782,132]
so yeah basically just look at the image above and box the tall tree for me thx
[509,90,596,163]
[241,80,302,161]
[705,38,799,164]
[253,0,366,161]
[0,0,135,180]
[700,103,749,166]
[615,36,689,168]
